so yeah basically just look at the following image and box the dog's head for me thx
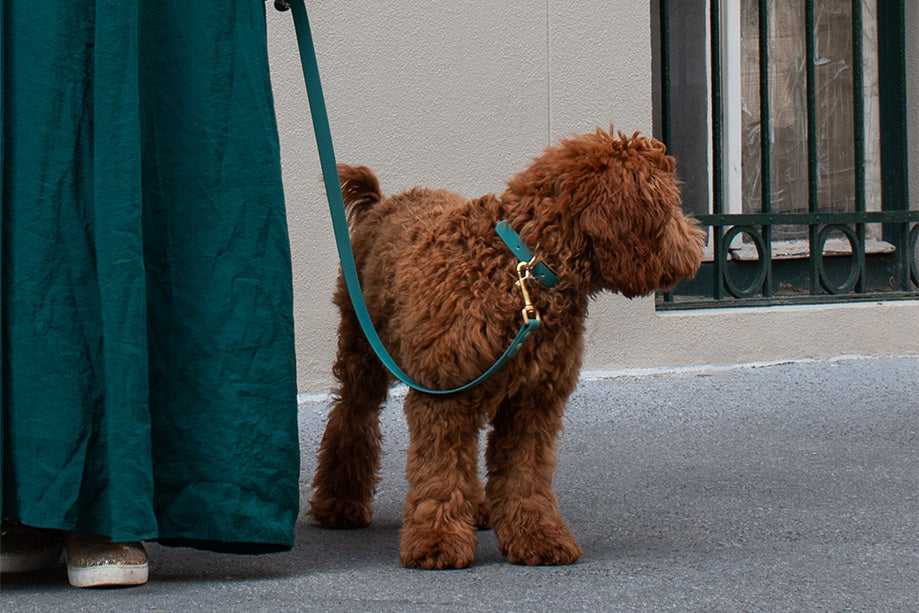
[505,129,705,297]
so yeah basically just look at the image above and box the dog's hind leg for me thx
[309,307,389,529]
[399,392,484,569]
[485,393,583,565]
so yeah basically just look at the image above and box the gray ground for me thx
[2,355,917,612]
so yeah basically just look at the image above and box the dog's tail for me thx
[337,164,382,226]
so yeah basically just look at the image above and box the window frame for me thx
[653,0,918,309]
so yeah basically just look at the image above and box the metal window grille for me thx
[655,0,918,309]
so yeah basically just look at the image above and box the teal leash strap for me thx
[495,221,559,288]
[289,0,541,395]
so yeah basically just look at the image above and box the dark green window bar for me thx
[655,0,918,309]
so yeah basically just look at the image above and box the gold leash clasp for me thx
[516,261,541,326]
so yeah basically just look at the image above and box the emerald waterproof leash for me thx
[288,0,555,394]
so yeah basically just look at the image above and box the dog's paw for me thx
[498,521,583,566]
[399,525,478,570]
[308,497,372,529]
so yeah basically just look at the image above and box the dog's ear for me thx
[575,134,694,297]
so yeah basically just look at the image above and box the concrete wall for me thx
[266,2,918,394]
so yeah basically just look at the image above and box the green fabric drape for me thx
[1,0,299,552]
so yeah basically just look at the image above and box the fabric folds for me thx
[1,0,299,552]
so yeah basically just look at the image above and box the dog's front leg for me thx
[485,394,582,565]
[399,391,483,570]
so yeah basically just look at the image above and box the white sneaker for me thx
[65,532,148,588]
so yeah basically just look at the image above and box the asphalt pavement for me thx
[2,354,917,612]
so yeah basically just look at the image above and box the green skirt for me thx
[1,0,300,552]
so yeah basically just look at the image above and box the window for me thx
[653,0,918,308]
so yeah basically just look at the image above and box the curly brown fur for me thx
[309,128,705,569]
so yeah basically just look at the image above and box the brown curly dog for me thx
[309,129,705,569]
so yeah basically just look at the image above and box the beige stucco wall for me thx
[267,3,918,394]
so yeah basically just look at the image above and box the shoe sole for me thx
[0,546,63,573]
[67,562,149,588]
